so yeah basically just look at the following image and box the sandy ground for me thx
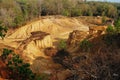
[0,16,89,48]
[0,16,91,64]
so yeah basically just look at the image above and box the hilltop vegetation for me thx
[0,0,120,28]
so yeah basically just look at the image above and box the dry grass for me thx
[52,33,120,80]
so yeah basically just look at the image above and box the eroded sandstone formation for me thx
[19,31,52,49]
[89,25,108,35]
[67,30,88,46]
[17,31,53,62]
[6,16,89,39]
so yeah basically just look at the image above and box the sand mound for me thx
[0,16,89,62]
[7,16,89,39]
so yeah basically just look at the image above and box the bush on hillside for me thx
[58,39,67,50]
[115,19,120,33]
[103,19,120,47]
[62,9,71,16]
[1,48,35,80]
[0,23,7,39]
[102,16,107,24]
[71,8,82,17]
[106,25,115,34]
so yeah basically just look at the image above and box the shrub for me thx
[0,23,8,39]
[105,25,115,46]
[1,48,13,60]
[62,9,70,16]
[1,48,35,80]
[80,39,93,52]
[115,19,120,33]
[71,8,82,17]
[14,15,24,27]
[58,39,67,50]
[106,25,115,34]
[103,19,120,46]
[87,10,93,16]
[102,16,107,24]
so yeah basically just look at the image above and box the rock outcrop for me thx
[89,25,108,35]
[67,30,88,46]
[19,31,52,49]
[18,31,53,62]
[0,16,90,63]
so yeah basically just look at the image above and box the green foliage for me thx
[80,39,93,52]
[58,39,67,50]
[87,10,93,16]
[103,19,120,46]
[0,22,8,39]
[0,1,119,28]
[115,19,120,27]
[106,25,115,34]
[71,8,82,17]
[102,16,107,24]
[115,19,120,33]
[14,15,24,27]
[1,48,35,80]
[1,48,12,59]
[62,9,70,16]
